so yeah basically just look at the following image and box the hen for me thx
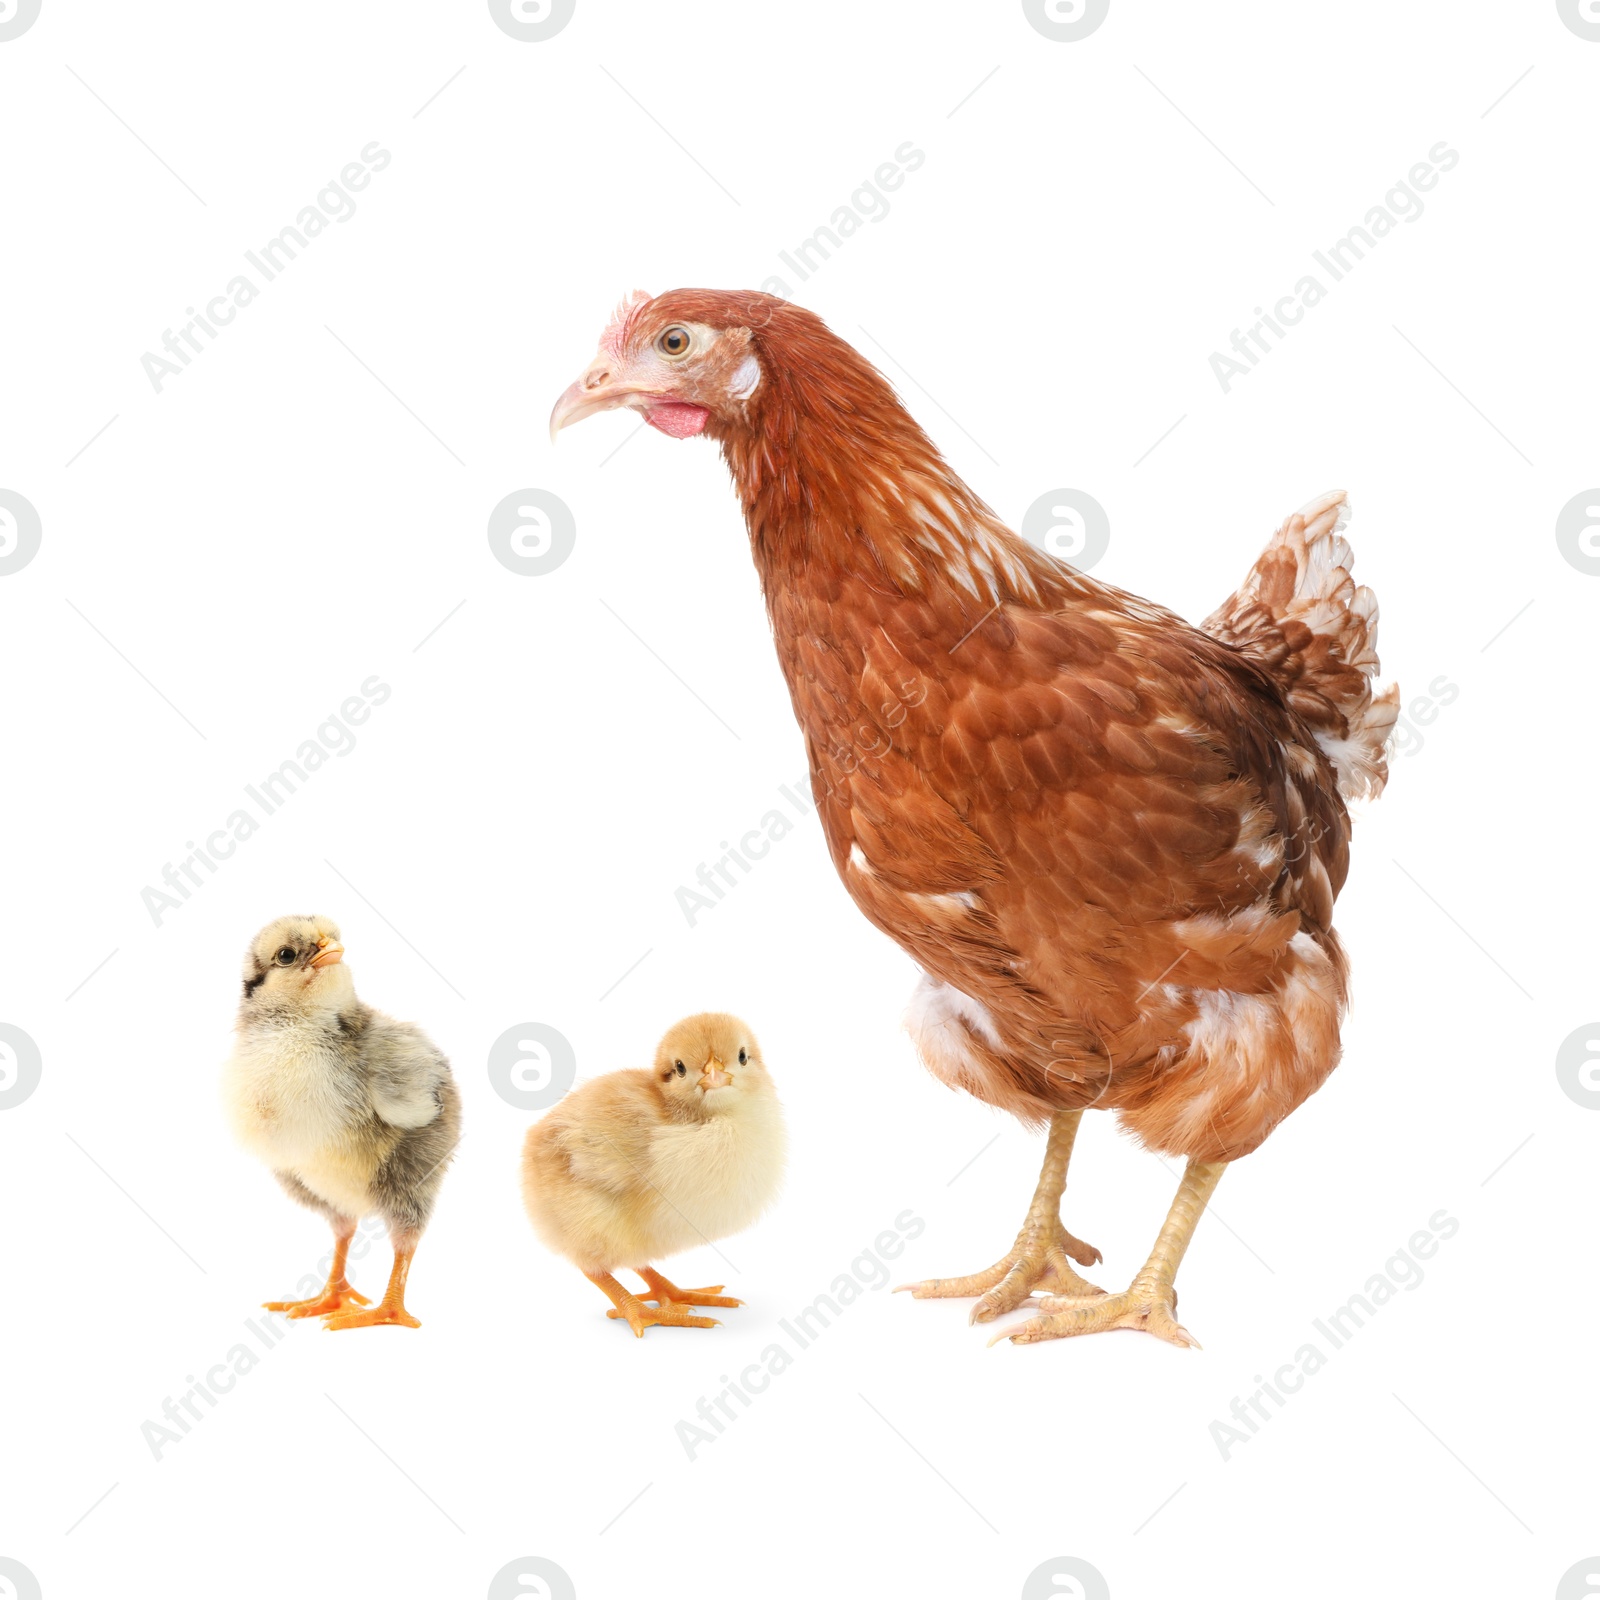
[551,290,1397,1347]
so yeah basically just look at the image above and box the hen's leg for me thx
[994,1158,1226,1348]
[896,1110,1104,1323]
[264,1219,372,1318]
[325,1233,422,1330]
[588,1270,721,1337]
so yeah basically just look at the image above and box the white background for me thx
[1,2,1596,1597]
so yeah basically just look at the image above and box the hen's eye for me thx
[274,946,297,966]
[658,326,691,358]
[675,1060,687,1077]
[738,1048,748,1065]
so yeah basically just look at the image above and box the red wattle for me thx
[644,402,710,439]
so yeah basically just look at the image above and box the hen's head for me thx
[550,288,889,446]
[549,287,1011,595]
[550,288,767,442]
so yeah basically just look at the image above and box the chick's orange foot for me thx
[605,1301,723,1335]
[263,1283,371,1319]
[587,1270,724,1336]
[635,1268,743,1309]
[321,1245,421,1329]
[323,1302,421,1331]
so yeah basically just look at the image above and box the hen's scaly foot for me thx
[896,1219,1104,1324]
[990,1281,1198,1348]
[323,1301,421,1331]
[606,1294,722,1336]
[263,1283,371,1319]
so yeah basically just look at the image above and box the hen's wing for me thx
[1202,490,1399,800]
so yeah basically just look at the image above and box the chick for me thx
[521,1013,785,1336]
[222,914,460,1330]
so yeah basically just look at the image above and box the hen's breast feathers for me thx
[765,491,1390,1157]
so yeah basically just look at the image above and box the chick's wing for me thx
[546,1073,662,1198]
[365,1018,451,1130]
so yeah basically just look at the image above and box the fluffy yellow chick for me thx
[521,1013,785,1336]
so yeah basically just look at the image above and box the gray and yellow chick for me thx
[223,914,460,1330]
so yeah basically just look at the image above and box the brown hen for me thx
[552,290,1398,1347]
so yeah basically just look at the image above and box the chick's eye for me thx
[274,946,296,966]
[738,1048,748,1065]
[657,326,691,358]
[675,1060,686,1077]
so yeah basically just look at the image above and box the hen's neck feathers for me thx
[715,328,1089,618]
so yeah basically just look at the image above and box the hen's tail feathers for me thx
[1202,490,1399,801]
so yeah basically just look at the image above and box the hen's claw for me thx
[990,1282,1198,1347]
[990,1158,1227,1349]
[897,1108,1103,1322]
[896,1219,1105,1324]
[985,1164,1222,1350]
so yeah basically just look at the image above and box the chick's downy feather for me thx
[521,1014,785,1274]
[223,916,459,1233]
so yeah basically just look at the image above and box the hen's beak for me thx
[309,939,344,968]
[550,356,656,443]
[698,1057,733,1091]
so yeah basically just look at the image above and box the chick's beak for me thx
[698,1057,733,1091]
[550,355,656,443]
[309,939,344,969]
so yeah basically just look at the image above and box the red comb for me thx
[600,289,652,357]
